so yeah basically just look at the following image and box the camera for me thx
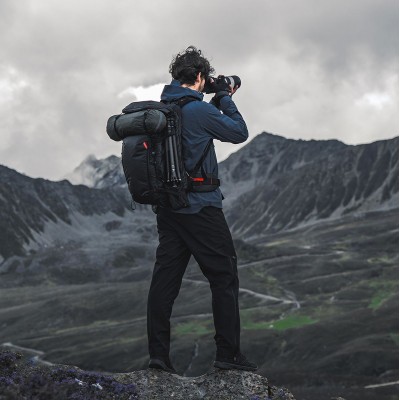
[203,75,241,94]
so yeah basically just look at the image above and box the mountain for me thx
[219,133,398,238]
[65,133,399,238]
[0,165,154,266]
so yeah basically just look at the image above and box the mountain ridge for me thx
[64,132,399,235]
[1,132,397,261]
[0,165,131,261]
[218,132,398,237]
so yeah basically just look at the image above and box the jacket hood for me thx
[161,79,204,102]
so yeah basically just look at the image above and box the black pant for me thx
[147,206,240,359]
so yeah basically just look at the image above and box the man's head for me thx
[169,46,214,90]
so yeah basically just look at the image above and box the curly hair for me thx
[169,46,215,85]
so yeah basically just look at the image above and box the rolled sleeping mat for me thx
[106,109,167,141]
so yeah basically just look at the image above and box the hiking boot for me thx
[148,358,177,373]
[214,351,258,371]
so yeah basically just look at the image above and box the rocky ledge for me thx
[0,350,297,400]
[116,367,294,399]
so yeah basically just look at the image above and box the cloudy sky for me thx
[0,0,398,180]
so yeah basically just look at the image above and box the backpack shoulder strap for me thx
[175,97,213,177]
[175,96,199,108]
[163,96,214,179]
[161,96,199,108]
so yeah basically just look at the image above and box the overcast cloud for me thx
[0,0,398,180]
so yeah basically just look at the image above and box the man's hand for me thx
[229,85,238,96]
[209,76,238,107]
[209,76,231,93]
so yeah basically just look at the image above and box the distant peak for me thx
[83,154,97,163]
[259,131,287,139]
[104,155,121,162]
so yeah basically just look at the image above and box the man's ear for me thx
[196,72,202,82]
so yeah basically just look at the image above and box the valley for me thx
[0,209,398,400]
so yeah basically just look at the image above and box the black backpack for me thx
[106,97,220,210]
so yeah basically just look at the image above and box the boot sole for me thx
[214,360,258,371]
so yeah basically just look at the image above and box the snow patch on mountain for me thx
[64,154,123,188]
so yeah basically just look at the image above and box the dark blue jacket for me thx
[161,80,248,213]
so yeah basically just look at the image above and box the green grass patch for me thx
[244,268,283,296]
[240,308,318,331]
[270,315,318,331]
[173,321,212,335]
[367,255,395,265]
[240,308,274,330]
[242,320,272,330]
[368,280,398,310]
[370,293,388,309]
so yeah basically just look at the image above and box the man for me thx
[147,46,257,373]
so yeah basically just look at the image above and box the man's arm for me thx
[201,95,249,144]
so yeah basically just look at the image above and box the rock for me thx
[114,368,294,399]
[0,349,296,400]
